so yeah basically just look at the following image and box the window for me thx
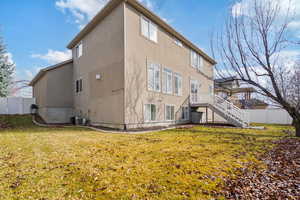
[181,106,189,120]
[76,41,83,58]
[174,38,183,47]
[144,104,157,122]
[148,62,161,92]
[79,79,83,92]
[165,105,175,121]
[190,50,203,70]
[75,79,83,93]
[174,73,182,96]
[162,68,173,94]
[76,80,79,93]
[190,79,200,103]
[141,16,158,43]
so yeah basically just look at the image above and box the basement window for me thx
[144,104,157,122]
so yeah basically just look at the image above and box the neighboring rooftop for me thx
[214,76,237,83]
[29,59,73,86]
[238,99,269,109]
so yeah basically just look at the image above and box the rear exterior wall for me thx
[124,3,215,128]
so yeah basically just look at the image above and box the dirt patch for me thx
[221,138,300,200]
[0,121,13,129]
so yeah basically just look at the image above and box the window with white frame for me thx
[174,73,182,96]
[162,68,173,94]
[144,104,157,122]
[174,38,183,47]
[165,105,175,121]
[76,41,83,58]
[181,106,189,120]
[148,62,161,92]
[190,50,203,70]
[141,16,158,43]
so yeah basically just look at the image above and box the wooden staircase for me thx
[190,94,250,128]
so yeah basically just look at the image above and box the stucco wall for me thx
[124,3,215,127]
[46,63,74,108]
[32,62,74,123]
[72,3,125,127]
[33,74,48,108]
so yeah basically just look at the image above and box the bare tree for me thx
[9,80,30,96]
[211,0,300,136]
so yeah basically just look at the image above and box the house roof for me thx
[238,99,268,107]
[66,0,217,65]
[214,76,237,83]
[29,59,73,86]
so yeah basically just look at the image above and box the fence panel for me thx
[7,98,23,114]
[0,98,8,114]
[23,98,35,114]
[245,109,293,125]
[0,98,35,115]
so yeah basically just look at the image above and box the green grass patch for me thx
[0,115,293,200]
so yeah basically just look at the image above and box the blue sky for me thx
[0,0,299,96]
[0,0,232,82]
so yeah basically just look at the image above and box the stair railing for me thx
[190,94,250,126]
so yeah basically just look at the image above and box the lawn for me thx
[0,115,294,200]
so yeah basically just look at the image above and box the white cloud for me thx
[288,21,300,38]
[56,0,172,28]
[138,0,154,10]
[138,0,173,24]
[56,0,109,28]
[24,70,34,79]
[232,0,300,37]
[232,0,300,17]
[273,50,300,69]
[4,52,14,65]
[289,21,300,29]
[31,49,72,64]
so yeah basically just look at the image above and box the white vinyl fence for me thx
[0,97,36,115]
[245,109,293,125]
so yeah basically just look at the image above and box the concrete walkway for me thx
[32,116,263,134]
[32,116,176,134]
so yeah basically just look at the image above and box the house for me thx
[214,77,268,109]
[30,0,249,129]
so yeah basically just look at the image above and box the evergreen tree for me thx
[0,37,14,97]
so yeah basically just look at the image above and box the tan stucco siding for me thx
[32,62,74,123]
[33,74,48,108]
[72,3,125,126]
[46,62,74,108]
[124,3,214,126]
[33,62,74,109]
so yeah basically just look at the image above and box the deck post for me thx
[206,107,208,123]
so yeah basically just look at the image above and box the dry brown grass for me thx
[0,115,292,200]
